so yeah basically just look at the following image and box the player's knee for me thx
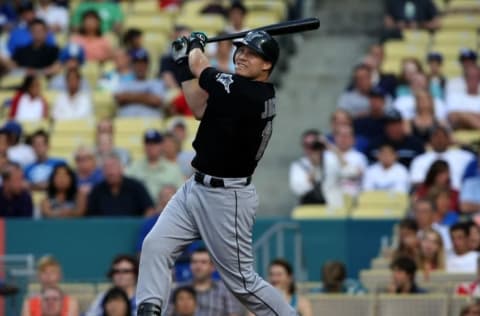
[141,233,166,255]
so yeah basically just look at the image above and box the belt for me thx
[194,172,251,188]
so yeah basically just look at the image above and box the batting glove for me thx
[188,32,208,52]
[171,36,189,64]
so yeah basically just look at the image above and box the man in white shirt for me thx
[447,65,480,129]
[409,126,474,190]
[447,223,479,273]
[446,49,478,97]
[289,129,344,210]
[393,72,447,121]
[331,125,368,198]
[36,0,68,33]
[363,143,410,193]
[414,198,452,251]
[1,121,35,168]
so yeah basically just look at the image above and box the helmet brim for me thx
[233,40,271,62]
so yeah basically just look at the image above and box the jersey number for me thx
[255,120,273,161]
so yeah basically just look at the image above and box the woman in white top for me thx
[9,75,48,122]
[52,68,93,120]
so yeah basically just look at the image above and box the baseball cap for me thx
[368,86,386,98]
[427,51,443,63]
[18,2,34,14]
[130,49,150,63]
[1,121,22,137]
[59,43,85,65]
[385,108,403,123]
[144,129,163,143]
[459,48,477,62]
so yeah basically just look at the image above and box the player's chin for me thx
[235,67,253,78]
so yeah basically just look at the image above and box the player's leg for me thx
[189,184,297,316]
[137,180,199,315]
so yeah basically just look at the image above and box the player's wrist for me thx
[177,62,195,82]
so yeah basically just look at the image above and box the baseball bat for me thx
[206,17,320,43]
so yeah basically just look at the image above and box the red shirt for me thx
[415,184,460,211]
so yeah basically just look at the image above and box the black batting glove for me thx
[188,32,208,52]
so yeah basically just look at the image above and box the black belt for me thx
[194,172,251,188]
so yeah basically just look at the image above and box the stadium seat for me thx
[243,0,287,20]
[125,14,173,34]
[175,14,226,37]
[74,292,97,314]
[93,92,116,118]
[432,30,477,46]
[43,90,59,107]
[32,191,46,210]
[95,282,111,294]
[448,0,480,10]
[402,30,431,45]
[131,0,160,14]
[451,295,473,316]
[144,32,169,59]
[442,61,463,78]
[19,120,50,135]
[245,11,280,29]
[291,204,348,219]
[83,62,101,88]
[377,294,448,316]
[50,133,95,152]
[0,75,23,89]
[453,130,480,145]
[427,271,475,284]
[360,270,391,292]
[296,282,322,294]
[371,257,389,270]
[114,117,164,134]
[384,42,428,60]
[430,44,476,60]
[441,14,480,30]
[180,0,209,16]
[53,119,96,137]
[307,294,375,316]
[356,191,409,211]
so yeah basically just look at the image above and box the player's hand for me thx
[171,36,189,64]
[188,32,208,52]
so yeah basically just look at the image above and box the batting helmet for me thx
[233,30,279,69]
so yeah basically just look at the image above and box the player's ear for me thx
[261,60,272,72]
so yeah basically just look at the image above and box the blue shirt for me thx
[463,159,479,181]
[441,211,459,226]
[24,158,65,184]
[311,279,367,295]
[7,23,55,55]
[461,177,480,204]
[77,168,103,187]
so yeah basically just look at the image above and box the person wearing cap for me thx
[426,52,446,100]
[367,108,425,168]
[49,43,90,92]
[36,0,68,33]
[87,153,154,217]
[97,48,134,92]
[2,121,35,167]
[353,86,389,141]
[447,65,480,129]
[446,49,479,96]
[114,49,166,118]
[126,129,184,201]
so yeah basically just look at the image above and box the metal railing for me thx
[253,221,305,282]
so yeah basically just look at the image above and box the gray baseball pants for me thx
[136,176,297,316]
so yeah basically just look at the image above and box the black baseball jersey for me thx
[192,67,276,178]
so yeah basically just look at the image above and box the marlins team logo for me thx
[216,73,234,94]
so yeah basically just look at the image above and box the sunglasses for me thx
[111,268,135,275]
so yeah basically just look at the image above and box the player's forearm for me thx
[181,79,208,120]
[189,48,210,78]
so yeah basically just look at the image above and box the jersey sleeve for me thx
[198,67,247,98]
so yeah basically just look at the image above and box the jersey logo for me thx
[216,73,234,94]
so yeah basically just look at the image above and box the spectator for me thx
[331,125,368,199]
[52,68,93,120]
[71,10,113,62]
[328,109,369,153]
[21,256,79,316]
[24,130,65,190]
[414,160,460,211]
[162,132,182,165]
[426,52,446,100]
[455,257,480,296]
[40,164,86,218]
[0,162,33,217]
[225,1,247,33]
[447,223,479,273]
[393,73,447,123]
[87,153,154,217]
[21,286,79,316]
[410,126,474,190]
[167,248,243,316]
[459,304,480,316]
[383,0,439,39]
[367,109,425,167]
[86,255,138,316]
[9,75,48,121]
[388,257,426,294]
[289,130,343,208]
[463,149,480,181]
[366,44,397,97]
[167,118,195,178]
[122,28,143,56]
[416,229,445,281]
[101,287,132,316]
[447,65,480,129]
[171,286,197,316]
[95,118,131,167]
[114,49,165,118]
[135,185,177,253]
[338,64,374,118]
[413,198,452,251]
[429,188,459,226]
[74,145,103,194]
[210,36,235,73]
[126,129,184,201]
[158,25,191,89]
[395,57,424,97]
[312,261,366,294]
[267,259,313,316]
[0,2,17,33]
[461,172,480,214]
[36,0,68,33]
[71,0,124,34]
[362,143,410,193]
[49,43,90,91]
[97,49,134,92]
[353,87,389,141]
[470,223,480,252]
[7,3,55,56]
[391,218,419,261]
[10,18,60,76]
[201,0,226,16]
[2,121,35,167]
[405,90,442,144]
[446,49,478,96]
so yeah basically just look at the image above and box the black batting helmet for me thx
[233,30,279,69]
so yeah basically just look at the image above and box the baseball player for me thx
[136,30,297,316]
